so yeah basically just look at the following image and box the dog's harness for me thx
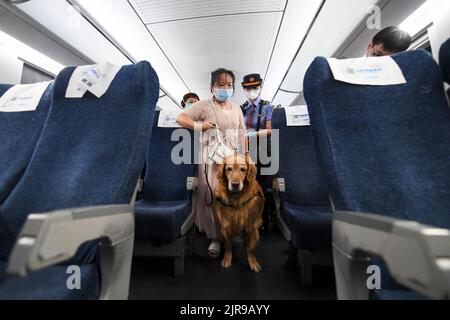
[216,191,264,209]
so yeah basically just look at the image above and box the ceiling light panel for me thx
[147,11,282,104]
[157,95,181,111]
[15,0,129,65]
[276,0,379,104]
[75,0,189,106]
[271,90,299,107]
[130,0,286,24]
[261,0,324,102]
[0,30,65,76]
[399,0,447,36]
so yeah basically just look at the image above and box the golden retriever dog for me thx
[213,153,265,273]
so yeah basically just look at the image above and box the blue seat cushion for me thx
[135,200,192,242]
[0,259,99,300]
[367,257,428,300]
[63,240,100,266]
[281,201,333,250]
[371,289,426,300]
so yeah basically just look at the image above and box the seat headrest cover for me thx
[65,63,122,98]
[158,109,183,128]
[327,56,406,86]
[285,106,310,127]
[0,82,52,112]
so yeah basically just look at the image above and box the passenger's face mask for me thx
[185,102,193,109]
[245,88,261,101]
[214,88,234,102]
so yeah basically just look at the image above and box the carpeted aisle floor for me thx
[129,229,336,300]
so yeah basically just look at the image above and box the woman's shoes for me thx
[208,241,221,259]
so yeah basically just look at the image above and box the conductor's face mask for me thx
[214,88,234,102]
[245,88,261,101]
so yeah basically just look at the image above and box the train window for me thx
[20,62,54,84]
[408,29,432,53]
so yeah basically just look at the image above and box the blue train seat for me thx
[440,38,450,83]
[272,107,333,286]
[0,61,159,299]
[304,49,450,300]
[440,38,450,100]
[0,83,53,206]
[134,111,197,277]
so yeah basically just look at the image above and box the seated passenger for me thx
[366,26,412,57]
[176,68,246,259]
[181,92,200,109]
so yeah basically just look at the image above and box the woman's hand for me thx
[202,121,216,132]
[176,114,216,132]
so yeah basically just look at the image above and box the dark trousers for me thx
[256,166,275,234]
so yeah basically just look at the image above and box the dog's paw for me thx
[221,257,232,269]
[249,260,262,273]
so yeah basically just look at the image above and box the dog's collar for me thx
[216,192,264,208]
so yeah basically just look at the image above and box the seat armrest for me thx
[333,210,450,300]
[273,178,286,193]
[187,177,199,191]
[271,178,290,241]
[7,205,135,300]
[181,177,199,235]
[137,178,144,193]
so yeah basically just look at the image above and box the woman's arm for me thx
[176,113,195,130]
[176,113,215,132]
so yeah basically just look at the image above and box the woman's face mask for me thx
[184,102,194,109]
[214,88,234,102]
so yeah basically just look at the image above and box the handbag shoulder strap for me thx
[256,100,268,132]
[209,99,224,145]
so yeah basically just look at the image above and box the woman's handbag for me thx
[207,99,235,164]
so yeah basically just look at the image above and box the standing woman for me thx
[177,68,246,258]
